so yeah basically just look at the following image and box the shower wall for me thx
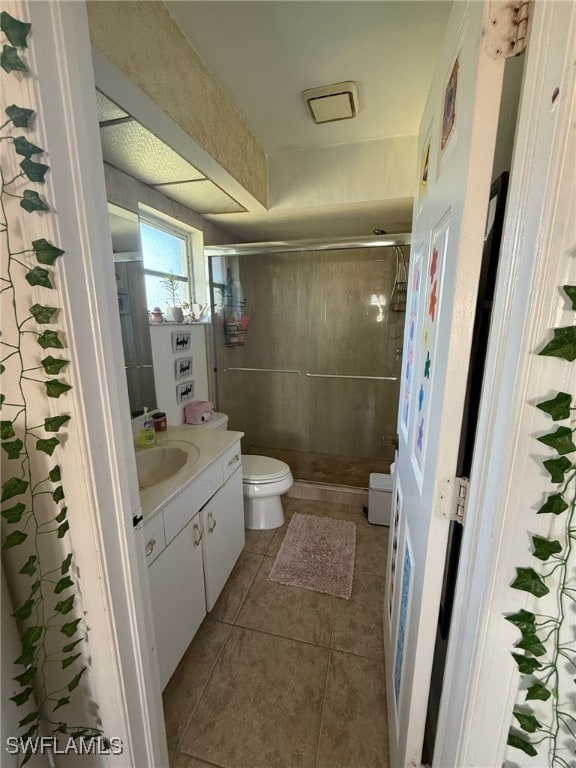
[211,247,405,469]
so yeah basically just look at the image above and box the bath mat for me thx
[268,513,356,599]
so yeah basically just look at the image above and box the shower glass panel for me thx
[210,247,406,488]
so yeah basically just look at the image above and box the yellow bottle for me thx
[139,407,157,448]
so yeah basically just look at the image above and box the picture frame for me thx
[172,330,191,352]
[176,380,195,404]
[175,357,193,380]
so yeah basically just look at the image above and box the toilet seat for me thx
[242,455,290,484]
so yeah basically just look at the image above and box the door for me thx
[383,2,507,765]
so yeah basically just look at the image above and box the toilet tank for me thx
[194,412,228,431]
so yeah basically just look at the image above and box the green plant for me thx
[161,270,183,307]
[506,285,576,765]
[1,10,105,764]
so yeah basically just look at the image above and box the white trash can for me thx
[368,472,393,526]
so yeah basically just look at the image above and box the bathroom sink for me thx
[136,445,196,489]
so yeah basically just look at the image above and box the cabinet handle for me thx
[228,453,240,466]
[146,538,156,557]
[193,523,203,546]
[208,511,217,533]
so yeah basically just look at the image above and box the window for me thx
[139,219,191,311]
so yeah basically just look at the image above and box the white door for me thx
[384,2,508,765]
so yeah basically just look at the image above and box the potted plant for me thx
[161,270,184,322]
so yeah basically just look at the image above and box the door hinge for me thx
[484,1,532,59]
[452,477,470,525]
[133,513,143,528]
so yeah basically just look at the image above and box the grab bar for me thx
[225,367,302,374]
[306,373,397,381]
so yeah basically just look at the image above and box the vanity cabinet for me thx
[143,438,244,689]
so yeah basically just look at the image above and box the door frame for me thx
[434,1,576,765]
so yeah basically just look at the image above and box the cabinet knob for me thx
[146,538,156,557]
[228,453,240,466]
[193,523,203,546]
[208,511,217,533]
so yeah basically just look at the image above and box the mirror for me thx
[108,203,158,414]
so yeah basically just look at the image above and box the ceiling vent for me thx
[302,81,358,124]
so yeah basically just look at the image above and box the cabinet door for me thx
[201,467,245,611]
[148,515,206,689]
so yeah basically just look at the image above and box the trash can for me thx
[368,472,393,526]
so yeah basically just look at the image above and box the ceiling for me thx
[99,1,453,242]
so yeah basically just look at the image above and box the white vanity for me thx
[137,426,244,689]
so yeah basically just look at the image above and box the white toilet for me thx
[193,413,293,530]
[241,455,293,530]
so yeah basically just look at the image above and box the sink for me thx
[136,445,196,489]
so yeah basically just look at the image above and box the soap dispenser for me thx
[139,407,157,448]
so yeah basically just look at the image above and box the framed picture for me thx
[176,380,195,404]
[175,357,193,380]
[172,330,191,352]
[441,57,459,151]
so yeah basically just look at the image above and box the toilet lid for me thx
[242,455,291,482]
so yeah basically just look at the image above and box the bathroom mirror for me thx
[108,203,158,414]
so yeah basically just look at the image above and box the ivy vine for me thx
[1,11,105,764]
[506,285,576,765]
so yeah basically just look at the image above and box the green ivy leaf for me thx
[53,697,70,712]
[5,104,34,127]
[45,415,70,432]
[25,267,52,289]
[10,687,33,706]
[55,506,67,523]
[537,426,576,455]
[20,157,49,183]
[532,535,563,561]
[62,638,82,653]
[515,633,547,657]
[11,598,34,620]
[511,568,550,598]
[54,595,74,615]
[13,136,43,157]
[20,189,50,214]
[60,618,81,637]
[14,666,37,687]
[543,455,572,483]
[538,493,569,515]
[505,609,536,635]
[30,579,41,596]
[61,553,73,574]
[49,465,61,482]
[36,437,59,456]
[539,326,576,362]
[526,682,551,701]
[18,711,39,728]
[52,486,64,503]
[19,556,38,576]
[38,330,63,350]
[67,667,86,692]
[2,438,23,459]
[32,238,65,266]
[30,304,58,324]
[57,520,69,539]
[1,44,27,73]
[1,420,15,439]
[1,476,28,502]
[511,653,542,674]
[2,529,27,550]
[61,653,81,670]
[512,710,542,733]
[46,380,71,399]
[0,12,31,47]
[2,502,26,523]
[22,626,42,647]
[563,285,576,310]
[507,731,537,757]
[54,576,73,594]
[41,356,69,375]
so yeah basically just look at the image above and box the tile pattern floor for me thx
[164,496,390,768]
[246,446,392,489]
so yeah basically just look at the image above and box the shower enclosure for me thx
[207,236,410,488]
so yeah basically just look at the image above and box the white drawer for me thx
[163,461,223,544]
[144,512,166,566]
[221,440,242,481]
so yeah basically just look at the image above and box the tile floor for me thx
[163,495,390,768]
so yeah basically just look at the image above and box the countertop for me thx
[137,426,244,521]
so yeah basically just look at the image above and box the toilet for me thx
[241,455,293,530]
[192,413,293,530]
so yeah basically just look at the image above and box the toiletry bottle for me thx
[139,407,157,448]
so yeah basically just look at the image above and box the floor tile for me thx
[243,527,276,555]
[180,626,329,768]
[331,571,386,659]
[169,749,219,767]
[209,550,263,624]
[317,651,389,768]
[347,507,389,576]
[163,619,232,750]
[284,496,348,519]
[236,555,334,646]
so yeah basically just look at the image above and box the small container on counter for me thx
[152,412,167,432]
